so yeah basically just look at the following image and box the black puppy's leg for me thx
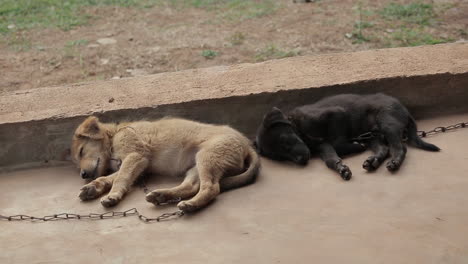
[384,131,407,171]
[363,138,389,171]
[318,143,352,181]
[376,113,407,172]
[334,142,367,156]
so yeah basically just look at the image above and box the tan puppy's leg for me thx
[79,172,117,201]
[146,167,200,205]
[177,151,223,212]
[101,153,149,207]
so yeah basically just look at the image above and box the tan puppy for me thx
[71,116,260,212]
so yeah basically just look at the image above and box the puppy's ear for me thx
[263,107,287,127]
[75,116,104,140]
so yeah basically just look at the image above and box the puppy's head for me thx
[71,116,111,180]
[255,107,310,165]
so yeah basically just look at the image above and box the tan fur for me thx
[71,116,260,212]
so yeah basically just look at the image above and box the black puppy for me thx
[255,93,440,180]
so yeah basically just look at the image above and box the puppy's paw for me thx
[338,165,352,181]
[177,201,198,213]
[363,156,381,171]
[100,194,121,207]
[146,190,168,205]
[386,160,401,172]
[79,184,100,201]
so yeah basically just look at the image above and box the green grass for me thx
[201,49,218,59]
[167,0,278,21]
[6,34,32,51]
[347,1,453,48]
[0,0,149,33]
[65,39,89,47]
[254,44,300,62]
[0,0,278,33]
[63,39,88,58]
[379,2,435,25]
[385,27,451,47]
[228,31,246,46]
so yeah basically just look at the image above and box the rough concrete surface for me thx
[1,43,468,170]
[1,114,468,263]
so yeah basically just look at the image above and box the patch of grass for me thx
[0,0,162,33]
[166,0,279,21]
[7,34,32,52]
[64,39,88,58]
[385,27,451,47]
[254,44,300,62]
[458,29,467,38]
[66,39,89,47]
[350,2,373,44]
[201,49,218,59]
[0,0,278,33]
[379,2,435,25]
[229,32,246,46]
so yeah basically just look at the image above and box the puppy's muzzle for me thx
[291,144,310,166]
[80,158,100,179]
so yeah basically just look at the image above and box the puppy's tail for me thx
[220,146,261,192]
[407,117,440,152]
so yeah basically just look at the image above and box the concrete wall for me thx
[1,43,467,172]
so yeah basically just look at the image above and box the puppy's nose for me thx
[80,170,89,179]
[296,156,309,166]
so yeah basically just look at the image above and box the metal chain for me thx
[417,122,468,138]
[352,121,468,142]
[0,208,184,223]
[1,178,185,223]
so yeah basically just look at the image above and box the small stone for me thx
[108,97,115,103]
[126,69,148,76]
[345,33,353,39]
[97,38,117,45]
[111,76,121,80]
[386,29,394,33]
[100,58,109,65]
[87,44,100,48]
[7,24,15,29]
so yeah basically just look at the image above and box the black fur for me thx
[256,93,440,180]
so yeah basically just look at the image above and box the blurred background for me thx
[0,0,466,93]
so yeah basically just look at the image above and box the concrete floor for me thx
[1,114,468,264]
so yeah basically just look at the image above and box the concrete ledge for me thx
[1,43,467,171]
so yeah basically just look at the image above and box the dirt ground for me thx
[0,0,467,93]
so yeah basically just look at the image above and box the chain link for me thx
[1,178,185,223]
[417,122,468,138]
[352,121,468,142]
[0,207,184,223]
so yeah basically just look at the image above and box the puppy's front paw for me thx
[146,190,168,205]
[363,156,381,171]
[386,160,401,172]
[338,165,352,181]
[79,185,100,201]
[177,201,198,213]
[100,194,121,207]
